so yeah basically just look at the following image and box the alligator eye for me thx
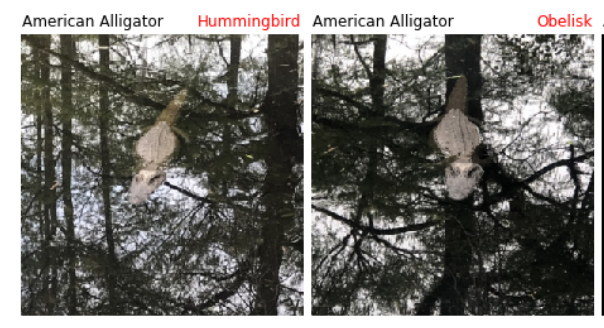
[150,174,161,183]
[468,166,481,177]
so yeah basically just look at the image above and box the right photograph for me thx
[311,35,594,315]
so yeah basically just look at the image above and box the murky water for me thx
[21,35,303,315]
[311,34,594,315]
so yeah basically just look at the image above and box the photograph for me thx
[311,34,594,315]
[21,34,303,315]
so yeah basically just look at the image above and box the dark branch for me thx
[315,86,372,113]
[521,150,594,185]
[312,205,440,235]
[164,181,214,205]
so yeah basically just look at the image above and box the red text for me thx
[538,14,592,27]
[199,14,300,31]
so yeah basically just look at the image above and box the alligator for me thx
[431,76,483,200]
[128,89,187,204]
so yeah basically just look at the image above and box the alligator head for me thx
[444,160,484,200]
[128,167,167,205]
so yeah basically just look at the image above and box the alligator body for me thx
[432,76,483,200]
[128,89,187,204]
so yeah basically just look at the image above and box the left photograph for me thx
[21,35,303,315]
